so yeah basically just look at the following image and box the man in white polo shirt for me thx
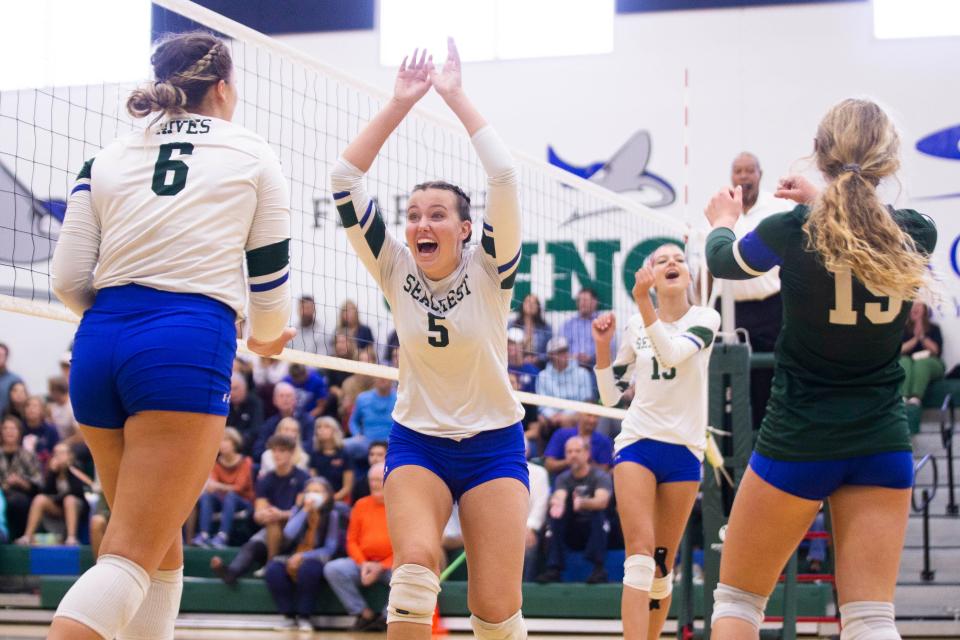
[726,152,791,428]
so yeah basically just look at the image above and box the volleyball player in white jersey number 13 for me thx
[592,244,719,640]
[47,32,295,640]
[331,39,528,640]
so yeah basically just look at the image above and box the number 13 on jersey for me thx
[829,268,902,325]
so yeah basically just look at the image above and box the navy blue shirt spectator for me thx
[309,416,355,502]
[227,373,265,456]
[252,382,314,460]
[257,464,311,511]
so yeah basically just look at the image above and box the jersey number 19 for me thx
[828,269,902,326]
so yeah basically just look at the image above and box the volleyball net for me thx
[0,0,690,419]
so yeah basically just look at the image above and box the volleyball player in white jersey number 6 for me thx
[47,33,294,640]
[332,39,528,640]
[593,244,720,640]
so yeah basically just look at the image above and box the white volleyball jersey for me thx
[595,306,720,459]
[331,126,524,439]
[52,114,291,337]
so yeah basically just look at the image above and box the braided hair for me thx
[127,31,232,123]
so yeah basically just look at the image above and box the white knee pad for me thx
[711,582,768,630]
[54,554,151,639]
[470,609,527,640]
[840,601,900,640]
[649,572,674,600]
[623,554,656,591]
[118,566,184,640]
[387,564,440,626]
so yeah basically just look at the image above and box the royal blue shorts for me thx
[384,422,529,501]
[70,284,237,429]
[749,450,915,501]
[613,438,702,483]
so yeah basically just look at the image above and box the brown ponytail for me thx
[126,31,232,123]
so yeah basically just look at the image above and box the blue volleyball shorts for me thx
[613,438,702,483]
[70,284,237,429]
[749,450,914,501]
[384,422,529,501]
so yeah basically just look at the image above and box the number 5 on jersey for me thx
[152,142,194,196]
[427,313,449,347]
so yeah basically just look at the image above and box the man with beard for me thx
[289,294,326,354]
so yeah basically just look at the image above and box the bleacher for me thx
[0,545,834,627]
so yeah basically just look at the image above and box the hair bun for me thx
[125,80,187,119]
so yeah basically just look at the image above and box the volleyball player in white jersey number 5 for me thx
[47,33,294,640]
[593,244,720,640]
[332,39,528,640]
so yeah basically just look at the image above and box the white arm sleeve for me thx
[244,152,291,342]
[645,309,720,369]
[51,163,99,317]
[473,126,522,288]
[330,158,403,290]
[595,323,638,407]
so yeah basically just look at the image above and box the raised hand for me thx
[394,48,434,107]
[592,312,617,346]
[632,265,656,303]
[430,37,462,101]
[247,327,296,358]
[705,185,743,229]
[775,174,819,204]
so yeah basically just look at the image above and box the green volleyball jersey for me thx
[706,205,936,461]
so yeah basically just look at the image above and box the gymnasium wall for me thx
[279,0,960,365]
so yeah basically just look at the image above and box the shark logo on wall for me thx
[548,130,676,222]
[916,124,960,200]
[0,160,64,265]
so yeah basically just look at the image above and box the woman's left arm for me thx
[432,38,521,289]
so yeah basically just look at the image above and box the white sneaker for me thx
[297,617,314,632]
[253,567,266,578]
[274,617,299,630]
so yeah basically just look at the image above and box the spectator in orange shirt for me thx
[323,462,391,632]
[192,428,255,548]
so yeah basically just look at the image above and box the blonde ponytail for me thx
[803,99,930,299]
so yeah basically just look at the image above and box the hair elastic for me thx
[841,163,861,174]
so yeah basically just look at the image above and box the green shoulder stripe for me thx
[364,211,386,259]
[77,158,94,181]
[336,200,359,228]
[612,364,628,380]
[246,239,289,277]
[687,325,715,348]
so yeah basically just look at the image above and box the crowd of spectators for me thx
[3,269,889,624]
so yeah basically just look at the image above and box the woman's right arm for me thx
[331,49,433,287]
[51,159,100,316]
[593,314,637,407]
[245,149,295,355]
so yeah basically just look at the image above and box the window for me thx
[0,0,151,91]
[874,0,960,39]
[379,0,614,65]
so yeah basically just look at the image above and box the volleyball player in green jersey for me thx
[704,99,936,640]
